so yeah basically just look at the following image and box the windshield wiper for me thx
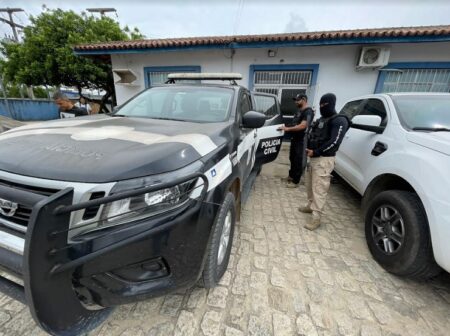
[110,114,128,117]
[149,117,188,122]
[412,127,450,132]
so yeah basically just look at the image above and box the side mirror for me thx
[351,115,385,134]
[242,111,266,129]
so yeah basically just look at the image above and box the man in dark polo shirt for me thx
[278,93,314,188]
[53,91,88,118]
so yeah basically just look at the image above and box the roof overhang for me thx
[74,25,450,56]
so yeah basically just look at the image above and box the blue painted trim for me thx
[143,65,201,88]
[374,62,450,93]
[74,35,450,56]
[248,64,320,90]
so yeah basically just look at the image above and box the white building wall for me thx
[111,42,450,110]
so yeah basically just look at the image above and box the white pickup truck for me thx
[335,93,450,279]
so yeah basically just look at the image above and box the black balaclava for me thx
[319,93,337,118]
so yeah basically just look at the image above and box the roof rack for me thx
[166,73,243,85]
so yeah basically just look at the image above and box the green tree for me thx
[0,8,143,111]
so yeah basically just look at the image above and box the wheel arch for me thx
[362,173,418,214]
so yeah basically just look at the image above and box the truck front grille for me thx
[0,179,59,231]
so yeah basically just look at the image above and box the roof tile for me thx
[74,25,450,52]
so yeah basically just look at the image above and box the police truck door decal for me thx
[252,93,284,167]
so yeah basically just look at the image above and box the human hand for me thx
[277,125,288,132]
[306,149,314,157]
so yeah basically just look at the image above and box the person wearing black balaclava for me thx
[298,93,349,231]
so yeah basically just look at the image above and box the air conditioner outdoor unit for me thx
[357,47,390,70]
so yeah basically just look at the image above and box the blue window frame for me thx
[374,62,450,94]
[144,66,201,88]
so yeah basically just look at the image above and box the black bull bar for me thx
[0,173,208,336]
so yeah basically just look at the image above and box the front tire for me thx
[364,190,441,280]
[202,192,236,288]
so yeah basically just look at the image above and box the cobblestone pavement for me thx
[1,147,449,336]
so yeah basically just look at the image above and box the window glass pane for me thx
[118,87,233,123]
[360,99,388,126]
[281,71,311,85]
[240,93,251,115]
[392,95,450,129]
[147,70,200,87]
[255,88,279,96]
[254,72,282,84]
[339,100,364,120]
[254,95,278,119]
[381,68,450,93]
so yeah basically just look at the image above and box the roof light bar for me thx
[167,73,243,81]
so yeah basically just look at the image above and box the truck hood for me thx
[407,131,450,156]
[0,116,228,183]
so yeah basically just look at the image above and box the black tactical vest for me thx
[307,114,339,150]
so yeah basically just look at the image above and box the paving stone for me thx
[367,301,396,325]
[237,257,251,276]
[333,310,356,336]
[348,297,373,321]
[317,269,335,286]
[360,322,382,336]
[160,294,184,317]
[270,267,286,288]
[201,311,221,336]
[187,287,207,309]
[147,321,175,336]
[224,326,244,336]
[119,326,145,336]
[207,286,228,309]
[296,314,318,336]
[229,297,247,330]
[360,283,383,302]
[297,252,313,265]
[272,312,293,336]
[219,271,233,286]
[174,310,197,336]
[336,272,361,292]
[232,275,249,296]
[254,228,266,240]
[248,315,272,336]
[300,265,317,278]
[250,272,268,290]
[254,256,268,270]
[314,257,330,269]
[268,287,293,313]
[309,303,334,330]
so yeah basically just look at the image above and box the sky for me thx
[1,0,450,40]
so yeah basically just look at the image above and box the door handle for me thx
[371,141,388,156]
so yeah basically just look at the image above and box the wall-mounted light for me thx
[268,49,277,57]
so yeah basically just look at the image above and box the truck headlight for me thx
[98,178,197,228]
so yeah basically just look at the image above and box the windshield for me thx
[115,86,234,123]
[392,95,450,131]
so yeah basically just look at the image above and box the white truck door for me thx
[338,98,390,193]
[335,99,366,190]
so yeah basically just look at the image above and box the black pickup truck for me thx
[0,73,284,335]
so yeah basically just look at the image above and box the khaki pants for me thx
[305,156,335,218]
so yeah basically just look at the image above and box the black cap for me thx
[293,93,308,102]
